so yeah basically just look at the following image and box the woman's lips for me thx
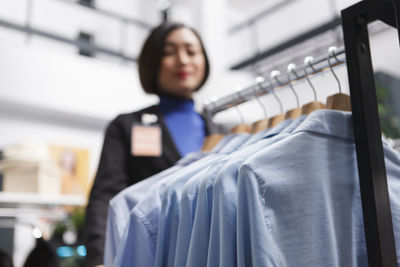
[176,71,190,79]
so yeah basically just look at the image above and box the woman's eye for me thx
[188,49,202,56]
[163,48,175,56]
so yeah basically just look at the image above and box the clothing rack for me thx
[342,0,399,266]
[203,47,346,134]
[203,1,399,266]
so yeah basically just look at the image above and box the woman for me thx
[83,22,210,267]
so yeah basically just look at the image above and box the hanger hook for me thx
[234,88,245,124]
[203,96,218,113]
[327,46,342,93]
[254,76,268,118]
[269,71,284,114]
[287,63,301,107]
[304,56,318,101]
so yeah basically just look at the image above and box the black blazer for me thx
[83,105,181,267]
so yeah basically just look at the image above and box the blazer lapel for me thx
[146,105,181,165]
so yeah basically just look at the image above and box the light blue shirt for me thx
[240,119,292,148]
[104,151,207,267]
[237,110,400,266]
[154,134,251,267]
[173,119,293,267]
[186,116,306,267]
[204,116,305,267]
[104,133,237,267]
[113,134,250,267]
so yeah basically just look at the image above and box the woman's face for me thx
[158,27,206,98]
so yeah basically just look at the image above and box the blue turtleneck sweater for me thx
[159,95,206,157]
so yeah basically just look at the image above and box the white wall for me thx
[0,40,160,176]
[0,0,163,176]
[0,0,156,62]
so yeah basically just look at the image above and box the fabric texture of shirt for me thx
[104,151,207,267]
[105,133,239,267]
[113,134,249,267]
[153,134,251,267]
[186,116,306,267]
[173,118,293,267]
[237,110,400,266]
[159,94,206,157]
[204,116,305,267]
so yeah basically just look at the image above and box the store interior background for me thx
[0,0,399,266]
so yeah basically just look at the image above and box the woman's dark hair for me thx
[138,22,210,95]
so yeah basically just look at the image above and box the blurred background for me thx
[0,0,399,266]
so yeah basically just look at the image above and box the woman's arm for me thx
[83,117,130,267]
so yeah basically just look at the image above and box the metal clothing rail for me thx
[203,47,345,133]
[342,0,399,266]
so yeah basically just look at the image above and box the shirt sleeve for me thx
[237,163,282,267]
[84,116,131,267]
[207,164,238,267]
[114,208,156,267]
[104,206,119,267]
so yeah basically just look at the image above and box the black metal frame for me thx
[342,0,399,266]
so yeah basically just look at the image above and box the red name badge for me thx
[131,124,162,157]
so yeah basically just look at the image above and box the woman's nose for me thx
[177,51,189,65]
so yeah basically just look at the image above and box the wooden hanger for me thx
[266,71,286,126]
[251,119,268,133]
[201,133,225,152]
[273,68,302,120]
[251,103,285,132]
[201,99,225,152]
[231,124,251,133]
[326,93,351,111]
[250,77,270,133]
[202,85,252,152]
[284,107,302,119]
[300,57,326,114]
[231,93,251,133]
[326,47,351,112]
[268,94,285,127]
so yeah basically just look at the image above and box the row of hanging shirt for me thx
[104,47,400,267]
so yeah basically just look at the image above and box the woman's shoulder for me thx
[110,104,160,125]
